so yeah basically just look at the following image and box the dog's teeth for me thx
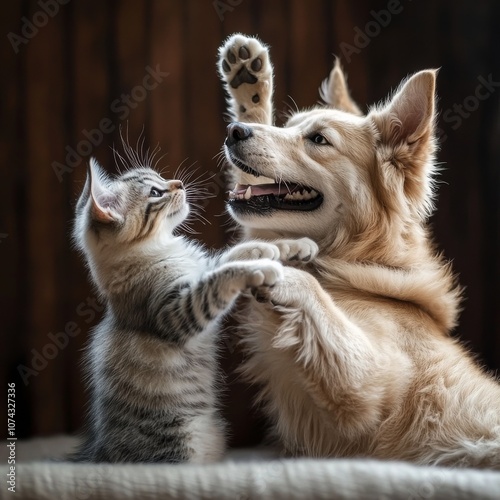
[234,183,242,191]
[237,194,244,200]
[244,186,252,200]
[282,189,318,202]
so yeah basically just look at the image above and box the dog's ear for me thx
[370,70,438,219]
[320,59,362,115]
[372,70,437,146]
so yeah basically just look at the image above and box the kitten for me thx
[71,156,292,463]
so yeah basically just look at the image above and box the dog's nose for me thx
[226,122,253,147]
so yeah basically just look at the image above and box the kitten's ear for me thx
[320,59,362,115]
[88,158,122,224]
[372,70,437,145]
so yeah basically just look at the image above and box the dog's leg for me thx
[273,238,319,263]
[218,34,274,125]
[219,238,318,265]
[254,266,399,437]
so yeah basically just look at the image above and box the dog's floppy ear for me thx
[320,59,362,115]
[372,70,437,146]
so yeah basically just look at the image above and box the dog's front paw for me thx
[275,238,319,263]
[223,241,280,263]
[251,266,314,305]
[218,33,273,123]
[219,34,271,91]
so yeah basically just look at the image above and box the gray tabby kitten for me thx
[71,157,290,463]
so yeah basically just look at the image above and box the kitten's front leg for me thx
[218,34,274,125]
[153,260,283,346]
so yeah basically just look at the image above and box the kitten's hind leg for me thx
[218,34,274,125]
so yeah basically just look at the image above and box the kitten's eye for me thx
[149,187,163,198]
[309,133,330,146]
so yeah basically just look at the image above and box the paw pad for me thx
[230,66,258,89]
[238,46,250,59]
[251,58,262,72]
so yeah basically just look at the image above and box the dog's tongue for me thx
[233,183,299,196]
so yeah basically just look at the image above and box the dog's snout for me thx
[226,122,253,147]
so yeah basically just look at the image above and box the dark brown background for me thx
[1,0,499,445]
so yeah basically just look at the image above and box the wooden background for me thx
[1,0,499,445]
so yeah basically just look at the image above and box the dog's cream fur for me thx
[217,34,500,468]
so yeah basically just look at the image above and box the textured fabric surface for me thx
[2,436,500,499]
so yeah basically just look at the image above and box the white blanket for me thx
[2,436,499,499]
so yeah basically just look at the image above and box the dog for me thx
[216,34,500,468]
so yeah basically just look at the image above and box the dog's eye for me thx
[309,133,330,145]
[149,187,163,198]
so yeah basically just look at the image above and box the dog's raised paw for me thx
[219,34,271,91]
[218,34,273,123]
[217,33,273,125]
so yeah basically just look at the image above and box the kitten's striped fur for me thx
[72,157,284,463]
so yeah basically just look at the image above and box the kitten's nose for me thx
[167,180,184,191]
[226,122,253,147]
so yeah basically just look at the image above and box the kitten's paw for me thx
[218,33,273,122]
[275,238,319,263]
[223,241,280,263]
[246,260,283,289]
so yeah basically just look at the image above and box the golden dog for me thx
[217,34,500,468]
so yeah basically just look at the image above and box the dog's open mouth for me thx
[227,152,324,213]
[229,159,323,212]
[228,181,323,210]
[225,151,324,213]
[226,156,323,213]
